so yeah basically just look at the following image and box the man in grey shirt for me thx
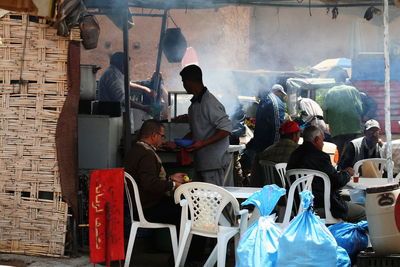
[180,65,233,186]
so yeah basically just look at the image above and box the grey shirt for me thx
[98,65,125,103]
[97,65,137,132]
[189,88,232,171]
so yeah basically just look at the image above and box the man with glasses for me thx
[124,119,188,226]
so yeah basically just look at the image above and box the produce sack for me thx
[361,161,382,178]
[328,221,368,263]
[236,184,286,267]
[277,191,350,267]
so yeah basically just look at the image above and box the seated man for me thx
[124,119,188,227]
[259,120,302,163]
[287,126,365,222]
[338,119,383,170]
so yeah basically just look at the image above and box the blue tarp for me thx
[352,59,400,82]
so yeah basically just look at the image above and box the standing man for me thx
[338,119,383,170]
[360,92,378,122]
[124,119,187,226]
[324,68,363,158]
[180,65,233,186]
[97,52,155,131]
[249,84,286,186]
[253,84,286,153]
[134,72,170,120]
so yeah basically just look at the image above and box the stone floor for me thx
[0,235,236,267]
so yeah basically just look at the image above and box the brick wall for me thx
[81,6,252,91]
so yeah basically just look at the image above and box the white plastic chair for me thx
[285,169,342,225]
[275,163,288,188]
[124,172,178,267]
[281,174,314,228]
[353,158,389,178]
[174,182,248,267]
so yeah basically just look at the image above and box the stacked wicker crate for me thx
[0,13,79,256]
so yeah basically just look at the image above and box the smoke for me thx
[82,4,399,120]
[159,5,396,118]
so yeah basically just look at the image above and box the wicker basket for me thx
[0,13,80,257]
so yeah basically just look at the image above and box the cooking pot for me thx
[80,64,101,100]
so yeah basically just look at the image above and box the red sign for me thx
[395,195,400,232]
[89,168,125,264]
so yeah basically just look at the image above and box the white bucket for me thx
[365,183,400,255]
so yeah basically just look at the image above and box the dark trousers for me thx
[143,196,181,230]
[145,197,207,262]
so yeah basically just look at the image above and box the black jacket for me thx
[287,141,351,219]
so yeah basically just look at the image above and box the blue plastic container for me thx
[174,138,195,147]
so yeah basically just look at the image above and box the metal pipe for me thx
[127,2,389,9]
[123,0,132,155]
[383,0,393,181]
[174,93,178,118]
[87,1,393,12]
[233,2,387,8]
[132,13,164,17]
[153,9,168,120]
[89,11,164,17]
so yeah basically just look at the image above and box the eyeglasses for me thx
[157,132,165,139]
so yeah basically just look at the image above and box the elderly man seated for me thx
[287,125,366,223]
[259,120,302,163]
[124,119,188,227]
[338,119,383,170]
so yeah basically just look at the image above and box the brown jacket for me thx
[124,142,173,209]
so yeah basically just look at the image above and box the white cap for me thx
[271,84,287,96]
[364,119,380,131]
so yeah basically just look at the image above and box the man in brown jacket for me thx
[124,119,187,226]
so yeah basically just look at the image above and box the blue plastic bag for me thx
[276,191,351,267]
[329,221,369,262]
[236,184,286,267]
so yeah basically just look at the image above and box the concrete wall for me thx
[249,6,390,71]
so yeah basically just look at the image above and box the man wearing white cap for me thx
[252,84,286,153]
[338,119,383,170]
[249,84,286,186]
